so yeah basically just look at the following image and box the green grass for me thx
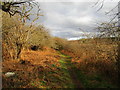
[58,58,74,88]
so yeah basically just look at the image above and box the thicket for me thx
[55,37,118,85]
[2,11,54,61]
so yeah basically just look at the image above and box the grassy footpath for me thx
[58,55,75,88]
[59,53,84,88]
[29,57,74,88]
[30,52,75,88]
[59,52,118,88]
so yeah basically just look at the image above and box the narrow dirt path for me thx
[59,53,84,89]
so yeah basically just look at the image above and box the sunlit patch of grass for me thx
[30,80,48,88]
[59,54,66,57]
[57,58,74,88]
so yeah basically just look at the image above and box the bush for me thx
[53,37,68,50]
[26,25,55,50]
[61,38,118,84]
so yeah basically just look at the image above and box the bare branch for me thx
[97,0,105,11]
[109,14,118,23]
[0,0,40,21]
[105,4,118,15]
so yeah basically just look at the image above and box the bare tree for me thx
[94,0,120,87]
[0,0,41,22]
[1,0,42,60]
[96,22,119,38]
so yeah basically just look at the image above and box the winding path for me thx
[60,53,84,89]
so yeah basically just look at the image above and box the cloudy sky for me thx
[34,0,119,40]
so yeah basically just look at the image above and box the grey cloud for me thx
[34,1,119,40]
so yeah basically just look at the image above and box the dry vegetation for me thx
[60,38,118,86]
[3,47,64,88]
[1,8,119,88]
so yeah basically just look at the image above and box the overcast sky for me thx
[34,0,119,40]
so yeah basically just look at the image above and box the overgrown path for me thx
[59,52,84,89]
[59,52,118,88]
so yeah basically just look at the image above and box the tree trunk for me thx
[117,42,120,87]
[16,42,22,59]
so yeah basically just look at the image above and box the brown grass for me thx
[2,47,61,88]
